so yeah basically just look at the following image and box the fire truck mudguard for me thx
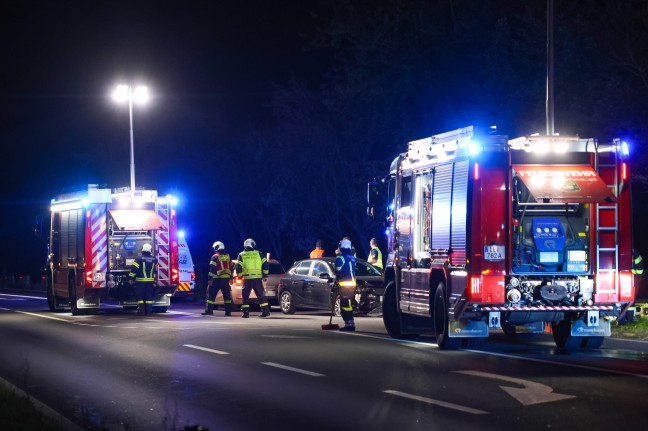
[369,127,635,350]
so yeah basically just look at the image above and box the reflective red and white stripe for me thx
[480,305,614,311]
[91,205,108,287]
[156,205,170,285]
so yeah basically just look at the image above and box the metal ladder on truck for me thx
[595,140,620,300]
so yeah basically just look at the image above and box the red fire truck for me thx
[368,126,634,349]
[46,185,179,315]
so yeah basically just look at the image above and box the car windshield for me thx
[356,261,382,276]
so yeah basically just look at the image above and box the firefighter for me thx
[367,237,383,271]
[128,243,157,316]
[234,238,270,318]
[633,248,644,299]
[336,238,356,331]
[310,240,325,258]
[203,241,233,316]
[335,236,356,257]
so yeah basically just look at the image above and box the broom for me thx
[321,289,340,330]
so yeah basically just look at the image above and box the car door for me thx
[288,261,312,306]
[310,260,334,309]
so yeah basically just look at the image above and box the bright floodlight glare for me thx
[112,84,129,103]
[132,86,149,104]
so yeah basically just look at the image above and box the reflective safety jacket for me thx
[129,253,157,283]
[310,247,324,259]
[335,251,356,286]
[633,249,644,275]
[368,246,383,269]
[208,251,232,281]
[235,248,268,279]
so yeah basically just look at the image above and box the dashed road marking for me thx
[184,344,230,355]
[262,362,324,377]
[383,389,489,415]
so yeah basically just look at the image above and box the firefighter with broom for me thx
[334,238,356,332]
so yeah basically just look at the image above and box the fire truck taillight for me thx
[468,273,506,304]
[191,272,196,281]
[473,163,480,180]
[622,162,628,181]
[85,270,93,285]
[171,268,179,282]
[620,271,634,301]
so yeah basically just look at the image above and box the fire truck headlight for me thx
[506,288,522,303]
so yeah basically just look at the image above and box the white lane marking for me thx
[260,335,313,339]
[184,344,230,355]
[0,298,26,301]
[468,349,648,380]
[0,307,10,311]
[456,370,576,406]
[384,390,489,415]
[262,362,325,377]
[15,311,70,322]
[0,293,46,300]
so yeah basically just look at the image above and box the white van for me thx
[174,232,195,299]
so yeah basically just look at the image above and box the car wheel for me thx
[279,290,295,314]
[333,294,342,317]
[433,282,460,350]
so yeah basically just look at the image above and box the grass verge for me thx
[612,316,648,341]
[0,385,64,431]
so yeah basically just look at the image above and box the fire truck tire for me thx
[47,275,63,312]
[433,283,461,350]
[279,291,295,314]
[462,337,485,350]
[383,281,418,339]
[551,319,580,350]
[152,306,168,313]
[68,277,84,316]
[580,336,604,349]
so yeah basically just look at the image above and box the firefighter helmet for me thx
[142,243,153,253]
[244,238,256,249]
[212,241,225,251]
[339,239,352,250]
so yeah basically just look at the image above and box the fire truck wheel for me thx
[382,281,418,339]
[433,283,461,350]
[580,336,604,349]
[68,278,84,316]
[279,290,295,314]
[551,319,580,350]
[462,337,485,350]
[47,274,63,312]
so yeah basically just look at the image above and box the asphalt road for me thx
[0,291,647,431]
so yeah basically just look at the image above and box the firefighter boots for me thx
[339,321,356,332]
[201,303,214,316]
[260,305,270,318]
[242,308,250,318]
[224,303,232,316]
[136,304,145,316]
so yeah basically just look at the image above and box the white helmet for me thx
[244,238,256,249]
[212,241,225,251]
[339,239,352,250]
[142,243,153,253]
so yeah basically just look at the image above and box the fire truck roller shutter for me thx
[513,165,616,204]
[109,210,164,231]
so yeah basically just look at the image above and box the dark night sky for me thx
[1,0,327,277]
[2,1,648,280]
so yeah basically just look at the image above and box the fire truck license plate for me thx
[484,245,505,261]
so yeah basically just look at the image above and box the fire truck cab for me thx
[46,185,179,315]
[368,126,634,350]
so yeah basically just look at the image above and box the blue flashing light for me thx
[171,196,179,206]
[81,198,88,208]
[621,141,630,156]
[178,230,185,238]
[468,142,482,155]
